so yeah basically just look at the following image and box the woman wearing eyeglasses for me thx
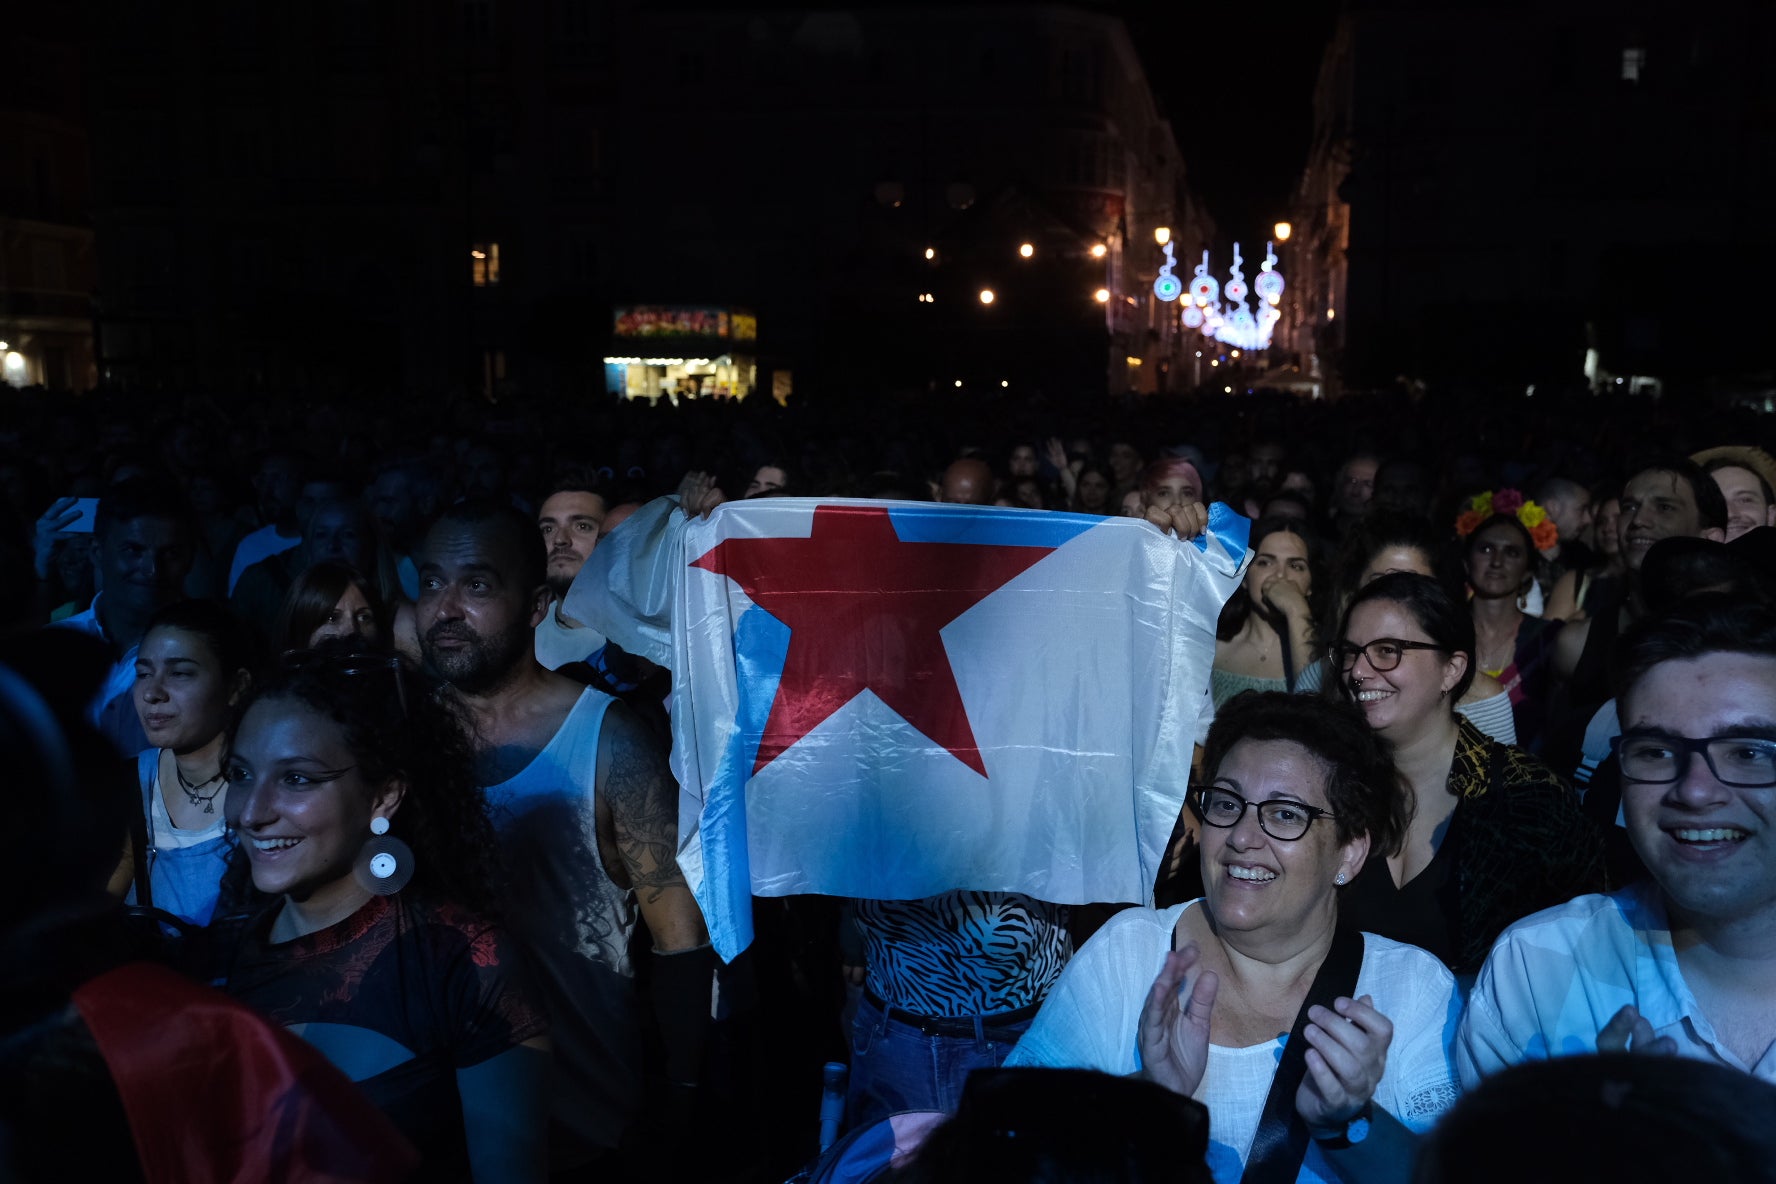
[1333,572,1604,977]
[1008,692,1461,1184]
[214,651,549,1183]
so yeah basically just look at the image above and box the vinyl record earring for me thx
[354,815,414,895]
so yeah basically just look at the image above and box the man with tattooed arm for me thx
[416,501,713,1176]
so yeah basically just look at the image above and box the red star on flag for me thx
[690,505,1056,776]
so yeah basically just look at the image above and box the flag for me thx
[582,497,1248,960]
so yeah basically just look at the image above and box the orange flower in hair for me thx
[1455,489,1558,548]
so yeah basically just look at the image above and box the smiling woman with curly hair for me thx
[213,647,549,1183]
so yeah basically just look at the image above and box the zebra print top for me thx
[855,891,1072,1018]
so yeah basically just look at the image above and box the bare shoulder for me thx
[507,668,586,740]
[536,668,587,716]
[1554,616,1592,680]
[1544,569,1581,621]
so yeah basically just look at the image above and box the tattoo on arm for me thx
[602,708,688,899]
[603,706,710,950]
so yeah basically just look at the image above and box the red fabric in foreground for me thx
[73,961,419,1184]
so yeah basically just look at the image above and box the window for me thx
[471,242,501,286]
[1621,47,1645,83]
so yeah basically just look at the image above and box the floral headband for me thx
[1455,488,1558,549]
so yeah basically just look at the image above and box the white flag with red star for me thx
[631,499,1248,959]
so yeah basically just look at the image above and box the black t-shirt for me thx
[218,893,547,1180]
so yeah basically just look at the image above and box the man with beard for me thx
[535,470,609,671]
[415,501,713,1175]
[1694,446,1776,544]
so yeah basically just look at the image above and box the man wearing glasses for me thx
[1457,599,1776,1083]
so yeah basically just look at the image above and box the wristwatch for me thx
[1310,1102,1372,1150]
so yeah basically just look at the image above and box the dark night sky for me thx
[1114,0,1341,240]
[681,0,1342,239]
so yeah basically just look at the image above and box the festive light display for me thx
[1153,241,1286,351]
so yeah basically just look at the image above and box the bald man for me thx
[938,458,995,506]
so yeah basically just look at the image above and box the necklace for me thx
[176,763,227,814]
[1243,621,1277,664]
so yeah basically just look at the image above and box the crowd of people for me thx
[2,379,1776,1182]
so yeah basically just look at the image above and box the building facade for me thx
[86,1,624,400]
[83,2,1209,402]
[0,11,97,392]
[1287,0,1776,391]
[614,4,1212,398]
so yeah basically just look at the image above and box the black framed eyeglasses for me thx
[1188,785,1337,842]
[1333,638,1445,673]
[279,649,410,719]
[1614,731,1776,788]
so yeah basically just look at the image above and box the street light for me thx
[1093,288,1111,303]
[1274,222,1292,242]
[1153,227,1172,246]
[925,247,936,261]
[1090,243,1107,258]
[1019,243,1034,259]
[979,289,996,305]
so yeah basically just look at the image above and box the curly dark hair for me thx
[1202,690,1411,859]
[227,645,501,914]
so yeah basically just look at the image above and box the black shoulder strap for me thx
[1239,925,1364,1184]
[130,753,154,911]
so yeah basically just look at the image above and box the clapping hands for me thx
[1295,994,1392,1132]
[1596,1005,1677,1057]
[1136,941,1219,1097]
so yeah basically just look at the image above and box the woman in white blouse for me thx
[1007,691,1461,1184]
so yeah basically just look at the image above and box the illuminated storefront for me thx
[604,305,758,401]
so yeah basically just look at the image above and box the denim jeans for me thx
[844,993,1034,1130]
